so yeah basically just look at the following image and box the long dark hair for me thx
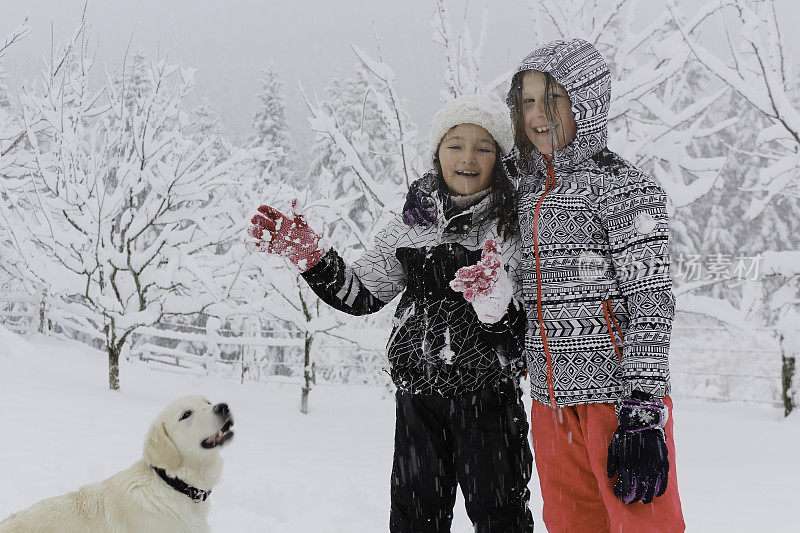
[507,69,566,163]
[432,141,518,239]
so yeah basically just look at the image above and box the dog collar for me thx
[151,466,211,502]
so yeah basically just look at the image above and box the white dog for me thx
[0,395,234,533]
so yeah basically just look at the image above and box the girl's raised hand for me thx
[246,200,325,272]
[450,239,513,323]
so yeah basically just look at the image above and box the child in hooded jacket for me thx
[405,39,685,532]
[248,93,535,533]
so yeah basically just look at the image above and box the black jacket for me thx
[302,194,526,396]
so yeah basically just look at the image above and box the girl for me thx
[405,39,686,532]
[247,93,535,533]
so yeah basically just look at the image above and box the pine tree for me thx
[251,64,296,185]
[116,48,154,115]
[190,99,230,161]
[0,66,11,110]
[308,63,407,256]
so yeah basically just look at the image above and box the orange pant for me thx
[530,397,685,533]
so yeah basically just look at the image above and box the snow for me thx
[1,325,799,532]
[350,46,396,83]
[761,251,800,277]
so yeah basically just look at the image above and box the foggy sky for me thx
[2,0,798,151]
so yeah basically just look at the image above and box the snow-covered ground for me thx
[1,325,798,532]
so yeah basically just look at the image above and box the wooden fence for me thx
[0,290,793,412]
[0,290,390,387]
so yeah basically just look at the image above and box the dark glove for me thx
[606,396,669,504]
[402,177,437,227]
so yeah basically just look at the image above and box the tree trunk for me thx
[300,333,314,414]
[108,345,120,391]
[37,289,48,334]
[782,353,795,417]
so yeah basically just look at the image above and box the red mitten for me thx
[450,239,513,323]
[246,200,325,272]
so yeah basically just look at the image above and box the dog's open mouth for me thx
[201,418,234,449]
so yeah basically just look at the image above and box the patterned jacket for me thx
[511,39,676,407]
[302,193,526,397]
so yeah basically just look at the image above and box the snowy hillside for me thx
[0,325,798,532]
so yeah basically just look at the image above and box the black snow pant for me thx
[389,379,534,533]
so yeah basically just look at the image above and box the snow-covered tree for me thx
[117,48,153,112]
[758,251,800,415]
[0,67,11,111]
[0,19,30,288]
[670,86,800,299]
[304,61,416,256]
[4,24,250,390]
[659,0,800,329]
[431,0,511,99]
[189,99,233,163]
[252,48,422,411]
[239,60,407,413]
[250,65,296,186]
[668,0,799,219]
[522,0,733,212]
[235,187,352,413]
[248,258,342,414]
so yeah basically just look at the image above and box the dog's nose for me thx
[213,403,229,417]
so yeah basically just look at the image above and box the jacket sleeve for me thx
[598,170,675,400]
[301,219,406,316]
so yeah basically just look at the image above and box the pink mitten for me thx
[450,239,513,323]
[246,199,325,272]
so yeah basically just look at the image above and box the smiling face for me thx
[520,70,577,155]
[437,123,497,196]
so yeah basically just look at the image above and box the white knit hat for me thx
[428,93,514,160]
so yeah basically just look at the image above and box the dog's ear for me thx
[144,421,182,470]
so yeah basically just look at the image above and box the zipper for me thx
[602,299,624,361]
[533,154,558,408]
